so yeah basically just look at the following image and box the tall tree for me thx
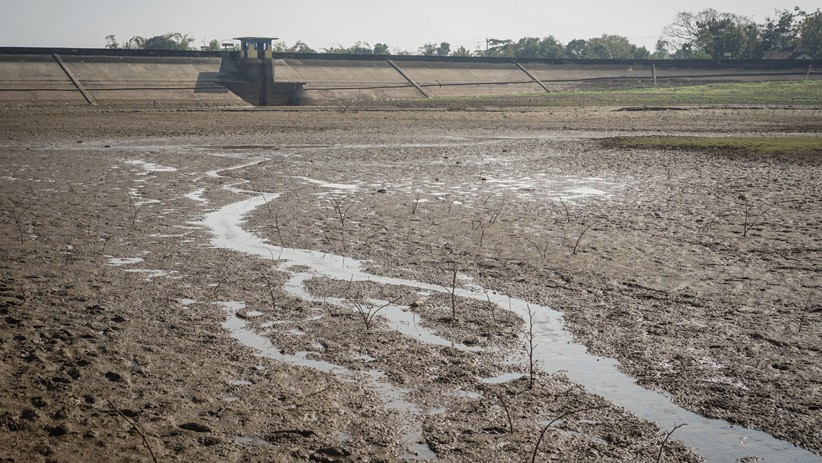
[435,42,451,56]
[664,9,760,59]
[799,9,822,57]
[325,41,374,54]
[418,42,439,56]
[142,32,194,51]
[452,46,473,57]
[565,39,587,58]
[485,38,515,57]
[761,8,802,51]
[651,39,671,59]
[104,35,119,49]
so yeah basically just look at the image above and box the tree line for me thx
[105,7,821,60]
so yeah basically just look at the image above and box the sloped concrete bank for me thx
[0,47,819,106]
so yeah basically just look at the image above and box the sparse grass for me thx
[606,135,822,157]
[400,80,822,108]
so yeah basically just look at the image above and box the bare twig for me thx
[108,400,158,463]
[558,196,570,224]
[328,192,354,231]
[346,292,405,331]
[492,389,514,434]
[272,212,287,246]
[328,192,354,248]
[656,423,687,463]
[447,267,459,321]
[480,283,497,325]
[126,192,144,226]
[798,295,812,334]
[742,205,767,237]
[526,304,537,389]
[489,194,505,225]
[263,275,277,311]
[531,405,608,463]
[526,239,550,260]
[411,186,421,215]
[572,222,596,256]
[6,200,32,244]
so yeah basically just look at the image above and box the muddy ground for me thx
[0,106,820,462]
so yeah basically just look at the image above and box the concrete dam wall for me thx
[1,48,819,107]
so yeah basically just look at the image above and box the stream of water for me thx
[197,159,819,463]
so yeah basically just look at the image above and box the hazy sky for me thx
[0,0,814,52]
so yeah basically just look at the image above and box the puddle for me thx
[235,436,272,447]
[107,257,144,266]
[293,176,361,191]
[198,159,819,463]
[185,188,208,203]
[480,373,526,384]
[177,298,198,306]
[217,300,436,459]
[454,390,482,400]
[125,159,177,174]
[124,269,177,280]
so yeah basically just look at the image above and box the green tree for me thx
[651,39,670,59]
[565,39,587,58]
[105,34,119,49]
[373,43,390,55]
[452,46,473,57]
[290,40,316,53]
[562,35,648,59]
[123,36,146,49]
[511,36,565,58]
[515,37,542,57]
[799,9,822,57]
[537,36,565,58]
[325,41,373,54]
[761,8,802,51]
[435,42,451,56]
[485,38,515,57]
[142,32,194,50]
[664,10,760,59]
[694,16,760,59]
[418,42,438,55]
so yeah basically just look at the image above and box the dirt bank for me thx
[1,106,819,462]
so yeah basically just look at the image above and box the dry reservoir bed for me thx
[0,107,820,462]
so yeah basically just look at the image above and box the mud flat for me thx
[0,106,819,462]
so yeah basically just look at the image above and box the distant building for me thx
[762,49,815,60]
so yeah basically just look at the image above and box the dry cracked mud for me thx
[0,106,819,462]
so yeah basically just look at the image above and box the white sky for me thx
[0,0,814,52]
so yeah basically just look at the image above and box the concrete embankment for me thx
[0,49,248,106]
[0,48,819,106]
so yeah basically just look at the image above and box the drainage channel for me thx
[197,159,820,463]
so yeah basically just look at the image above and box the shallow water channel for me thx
[196,156,819,463]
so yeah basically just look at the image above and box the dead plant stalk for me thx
[531,405,607,463]
[526,304,537,389]
[6,200,31,244]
